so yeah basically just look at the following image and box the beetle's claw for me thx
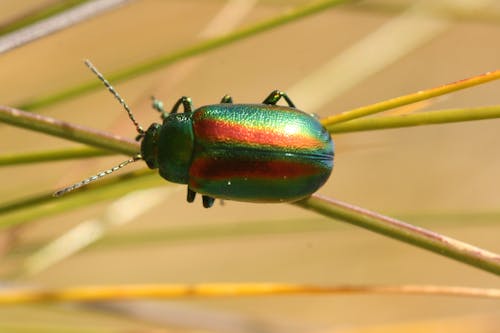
[187,188,196,202]
[220,95,233,103]
[202,195,215,208]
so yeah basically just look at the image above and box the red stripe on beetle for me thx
[194,119,323,150]
[189,157,321,180]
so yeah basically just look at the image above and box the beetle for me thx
[55,61,334,208]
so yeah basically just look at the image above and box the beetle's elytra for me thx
[54,61,334,208]
[142,97,334,208]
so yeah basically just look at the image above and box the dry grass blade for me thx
[321,69,500,127]
[0,283,497,304]
[0,0,87,36]
[0,0,132,54]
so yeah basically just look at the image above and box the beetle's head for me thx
[140,123,162,169]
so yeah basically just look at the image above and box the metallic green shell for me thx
[141,103,334,203]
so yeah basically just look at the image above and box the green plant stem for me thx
[328,105,500,133]
[294,195,500,275]
[0,105,139,155]
[0,147,113,166]
[17,0,351,110]
[321,70,500,127]
[0,169,160,229]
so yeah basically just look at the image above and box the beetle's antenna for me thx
[84,59,145,139]
[53,154,142,197]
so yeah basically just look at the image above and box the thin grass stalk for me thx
[0,323,109,333]
[0,283,497,304]
[327,105,500,133]
[0,0,131,54]
[320,70,500,127]
[16,0,351,110]
[0,147,113,166]
[293,195,500,275]
[0,105,138,155]
[0,169,159,229]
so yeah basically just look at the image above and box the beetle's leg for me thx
[151,96,169,120]
[220,94,233,103]
[187,188,196,203]
[170,96,193,114]
[202,195,215,208]
[262,90,296,108]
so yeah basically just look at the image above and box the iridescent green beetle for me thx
[55,61,334,208]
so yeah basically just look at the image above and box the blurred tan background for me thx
[0,0,499,332]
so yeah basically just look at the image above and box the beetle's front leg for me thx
[262,90,296,108]
[171,96,194,114]
[151,96,168,120]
